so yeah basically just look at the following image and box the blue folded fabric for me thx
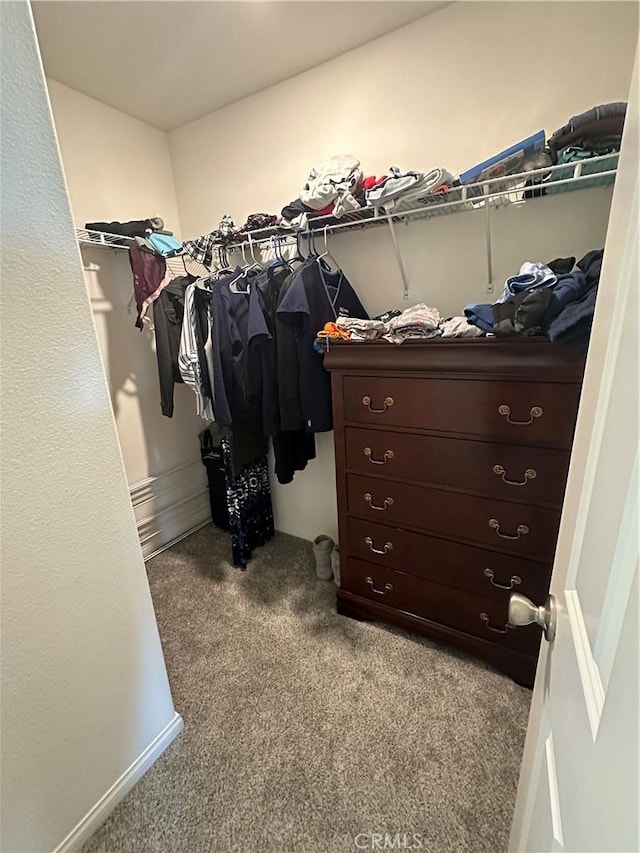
[463,302,494,333]
[496,262,557,304]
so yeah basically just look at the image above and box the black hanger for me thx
[305,229,317,258]
[214,245,235,277]
[283,231,306,267]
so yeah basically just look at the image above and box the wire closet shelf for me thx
[75,152,618,257]
[224,152,619,249]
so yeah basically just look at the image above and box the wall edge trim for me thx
[53,712,184,853]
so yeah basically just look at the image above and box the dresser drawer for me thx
[342,376,580,447]
[345,427,570,508]
[347,474,561,561]
[343,558,541,655]
[347,517,551,603]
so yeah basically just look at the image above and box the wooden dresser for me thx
[325,339,585,687]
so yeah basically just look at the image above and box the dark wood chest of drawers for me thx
[325,339,585,687]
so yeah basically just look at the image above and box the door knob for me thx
[508,592,557,643]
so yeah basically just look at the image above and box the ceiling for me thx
[32,1,448,132]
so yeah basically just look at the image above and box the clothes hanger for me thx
[180,253,201,279]
[206,245,233,281]
[308,229,319,258]
[287,231,306,267]
[266,235,285,269]
[238,240,249,269]
[247,233,263,270]
[230,236,260,292]
[309,227,335,274]
[317,224,340,272]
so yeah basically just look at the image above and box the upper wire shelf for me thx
[76,228,135,249]
[216,153,618,251]
[276,152,619,240]
[75,153,618,273]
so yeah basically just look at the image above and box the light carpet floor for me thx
[83,525,531,853]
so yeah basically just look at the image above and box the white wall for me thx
[0,5,181,851]
[168,1,637,541]
[46,80,210,556]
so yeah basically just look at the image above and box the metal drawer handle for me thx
[365,536,393,555]
[480,612,514,634]
[484,568,522,590]
[364,447,394,465]
[364,493,394,511]
[362,395,394,413]
[366,576,393,595]
[498,404,543,425]
[489,519,529,540]
[493,464,537,486]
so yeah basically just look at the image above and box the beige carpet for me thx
[83,525,531,853]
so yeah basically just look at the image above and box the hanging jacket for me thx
[128,244,171,330]
[277,258,368,433]
[152,275,194,417]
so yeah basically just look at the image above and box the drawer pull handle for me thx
[366,576,393,595]
[362,395,394,413]
[480,612,514,634]
[489,519,529,540]
[364,447,394,465]
[365,536,393,555]
[498,404,543,425]
[484,568,522,590]
[493,464,537,486]
[364,493,394,511]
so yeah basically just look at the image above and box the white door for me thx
[508,50,639,853]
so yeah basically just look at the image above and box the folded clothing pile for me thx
[239,213,279,234]
[315,304,442,346]
[182,215,242,267]
[300,154,364,216]
[439,316,484,338]
[134,231,183,258]
[463,250,604,352]
[548,102,626,164]
[365,167,455,213]
[184,212,289,266]
[281,154,370,227]
[85,216,165,238]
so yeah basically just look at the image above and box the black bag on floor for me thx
[200,427,230,531]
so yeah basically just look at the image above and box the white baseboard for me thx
[53,712,184,853]
[143,518,213,562]
[129,462,211,559]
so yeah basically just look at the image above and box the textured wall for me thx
[46,81,210,553]
[168,0,637,542]
[0,4,178,851]
[170,2,637,233]
[46,79,183,231]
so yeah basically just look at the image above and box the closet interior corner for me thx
[27,1,639,849]
[39,0,634,704]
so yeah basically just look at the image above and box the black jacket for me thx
[152,275,194,417]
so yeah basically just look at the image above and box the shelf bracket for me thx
[484,187,494,294]
[386,216,410,300]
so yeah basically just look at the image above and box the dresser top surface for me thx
[324,337,585,380]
